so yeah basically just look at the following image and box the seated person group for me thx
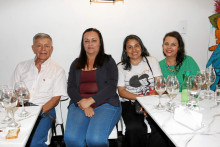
[8,28,200,147]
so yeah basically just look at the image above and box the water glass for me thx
[188,76,200,108]
[2,89,20,127]
[154,76,166,110]
[205,67,216,99]
[215,84,220,105]
[166,75,179,112]
[0,85,12,124]
[14,81,30,117]
[195,70,206,100]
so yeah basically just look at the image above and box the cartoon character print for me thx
[127,73,153,95]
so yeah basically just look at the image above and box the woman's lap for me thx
[121,101,149,147]
[64,103,121,147]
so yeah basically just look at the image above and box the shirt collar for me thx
[33,57,51,68]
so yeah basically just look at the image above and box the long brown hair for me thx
[163,31,185,72]
[76,28,108,69]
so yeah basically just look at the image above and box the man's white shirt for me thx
[9,57,67,105]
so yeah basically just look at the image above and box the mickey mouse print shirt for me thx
[118,56,162,102]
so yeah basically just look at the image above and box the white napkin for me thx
[174,106,203,131]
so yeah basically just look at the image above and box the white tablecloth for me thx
[0,106,41,147]
[137,94,220,147]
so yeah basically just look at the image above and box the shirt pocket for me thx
[39,78,54,93]
[20,74,34,90]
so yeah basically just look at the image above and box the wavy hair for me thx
[33,33,52,45]
[163,31,185,72]
[121,35,150,70]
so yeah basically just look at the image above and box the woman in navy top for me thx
[64,28,121,147]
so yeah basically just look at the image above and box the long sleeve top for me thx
[67,55,120,107]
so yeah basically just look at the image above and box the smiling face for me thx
[83,31,100,57]
[126,39,142,62]
[163,36,179,58]
[32,38,53,63]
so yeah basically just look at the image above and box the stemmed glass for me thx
[154,76,166,110]
[14,81,30,117]
[205,67,216,98]
[188,76,200,108]
[215,84,220,105]
[194,70,206,100]
[2,89,20,127]
[195,70,206,90]
[166,75,179,112]
[0,85,12,124]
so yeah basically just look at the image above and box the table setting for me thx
[0,83,41,147]
[137,68,220,147]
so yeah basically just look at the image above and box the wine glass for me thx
[0,85,12,124]
[195,70,206,90]
[205,67,216,99]
[14,81,30,117]
[154,76,166,110]
[215,84,220,105]
[188,76,200,108]
[2,89,20,127]
[166,75,179,112]
[194,70,206,100]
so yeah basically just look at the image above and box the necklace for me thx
[165,60,176,73]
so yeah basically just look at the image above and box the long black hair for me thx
[76,28,108,69]
[121,35,150,70]
[163,31,185,72]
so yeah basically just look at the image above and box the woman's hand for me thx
[84,107,95,118]
[140,107,148,117]
[77,97,95,110]
[150,89,159,95]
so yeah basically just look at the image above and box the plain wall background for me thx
[0,0,215,85]
[0,0,216,131]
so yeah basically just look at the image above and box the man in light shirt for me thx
[9,33,67,147]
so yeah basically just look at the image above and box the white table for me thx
[137,94,220,147]
[0,106,42,147]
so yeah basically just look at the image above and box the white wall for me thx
[0,0,215,129]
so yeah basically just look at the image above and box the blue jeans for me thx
[30,108,56,147]
[64,103,121,147]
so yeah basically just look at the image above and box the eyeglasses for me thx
[34,44,52,49]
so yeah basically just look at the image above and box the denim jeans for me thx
[30,108,56,147]
[64,103,121,147]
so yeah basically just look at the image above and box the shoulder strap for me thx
[144,56,154,77]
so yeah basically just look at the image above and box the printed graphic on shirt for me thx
[125,73,154,95]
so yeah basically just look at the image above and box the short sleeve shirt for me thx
[9,58,68,105]
[118,56,162,102]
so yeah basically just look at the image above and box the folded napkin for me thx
[174,106,203,131]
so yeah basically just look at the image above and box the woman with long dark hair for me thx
[117,35,168,147]
[159,31,200,89]
[64,28,121,147]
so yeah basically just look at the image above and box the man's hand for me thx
[77,97,95,110]
[84,107,95,118]
[42,96,60,113]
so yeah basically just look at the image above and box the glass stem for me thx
[21,99,25,112]
[207,85,210,91]
[6,109,10,117]
[10,110,15,122]
[158,95,162,105]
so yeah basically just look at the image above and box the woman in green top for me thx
[159,31,200,90]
